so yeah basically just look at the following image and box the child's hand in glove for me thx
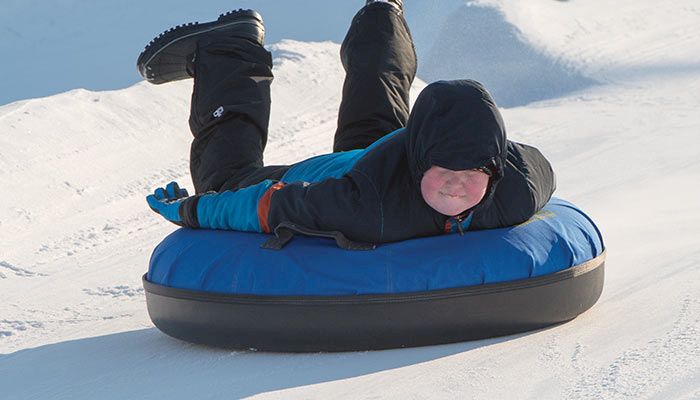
[146,182,190,225]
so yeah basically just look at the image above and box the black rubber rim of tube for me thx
[143,251,605,352]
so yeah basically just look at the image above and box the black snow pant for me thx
[188,3,417,194]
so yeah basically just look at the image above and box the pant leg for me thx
[333,3,417,153]
[188,36,285,194]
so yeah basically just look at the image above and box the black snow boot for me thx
[136,9,265,85]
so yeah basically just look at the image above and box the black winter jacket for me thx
[266,80,556,244]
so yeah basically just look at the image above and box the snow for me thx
[1,0,699,398]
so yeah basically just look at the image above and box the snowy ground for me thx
[1,0,699,399]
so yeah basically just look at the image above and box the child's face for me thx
[420,165,490,216]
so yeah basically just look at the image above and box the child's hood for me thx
[404,80,508,209]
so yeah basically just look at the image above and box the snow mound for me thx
[420,2,596,107]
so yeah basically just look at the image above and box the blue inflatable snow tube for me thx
[143,198,606,351]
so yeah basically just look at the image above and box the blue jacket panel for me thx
[281,128,404,184]
[196,181,276,232]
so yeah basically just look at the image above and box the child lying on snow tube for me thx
[141,0,556,249]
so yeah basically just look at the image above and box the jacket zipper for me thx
[455,214,465,236]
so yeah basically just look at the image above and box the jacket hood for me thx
[405,80,508,211]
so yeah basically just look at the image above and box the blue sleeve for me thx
[195,180,276,232]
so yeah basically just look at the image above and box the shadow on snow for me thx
[0,327,538,399]
[419,3,598,108]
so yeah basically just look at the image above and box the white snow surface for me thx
[1,1,700,399]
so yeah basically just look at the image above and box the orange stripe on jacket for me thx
[257,182,286,233]
[444,219,452,233]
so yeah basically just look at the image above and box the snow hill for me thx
[1,0,700,399]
